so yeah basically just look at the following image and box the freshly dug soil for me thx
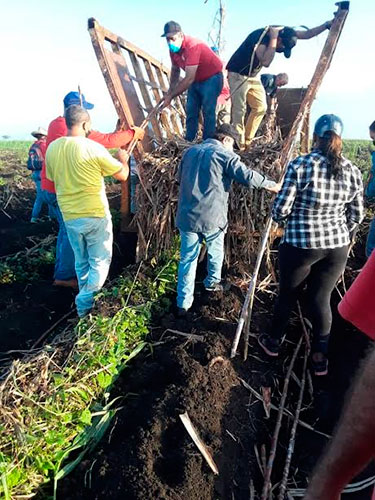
[57,276,373,500]
[0,169,134,354]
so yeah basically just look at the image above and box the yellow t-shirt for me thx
[46,136,122,221]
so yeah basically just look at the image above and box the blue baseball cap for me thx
[314,114,344,138]
[63,91,94,110]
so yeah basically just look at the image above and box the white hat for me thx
[31,127,47,138]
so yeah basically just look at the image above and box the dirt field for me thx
[0,147,133,356]
[56,239,374,500]
[1,142,374,499]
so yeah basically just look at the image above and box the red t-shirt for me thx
[217,69,231,106]
[170,35,223,82]
[338,250,375,339]
[41,116,135,193]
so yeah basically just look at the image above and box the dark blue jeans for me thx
[42,190,76,281]
[185,72,223,142]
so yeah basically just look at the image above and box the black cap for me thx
[161,21,182,37]
[214,124,240,146]
[279,27,297,58]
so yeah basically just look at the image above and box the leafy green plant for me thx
[0,249,178,499]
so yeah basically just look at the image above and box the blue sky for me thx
[1,0,373,139]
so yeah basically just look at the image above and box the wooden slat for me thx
[129,52,164,141]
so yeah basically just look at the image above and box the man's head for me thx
[275,73,289,87]
[65,105,91,137]
[213,124,240,151]
[369,121,375,142]
[161,21,184,53]
[63,91,94,111]
[276,27,297,58]
[31,127,47,140]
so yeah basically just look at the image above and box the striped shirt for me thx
[272,151,364,249]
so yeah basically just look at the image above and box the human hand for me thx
[270,225,284,238]
[325,19,333,29]
[116,149,129,164]
[269,26,284,39]
[266,181,282,194]
[162,94,173,109]
[131,126,145,142]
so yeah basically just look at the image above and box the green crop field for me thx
[0,138,372,176]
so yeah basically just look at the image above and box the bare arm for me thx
[304,347,375,500]
[296,20,331,40]
[168,65,181,93]
[255,27,280,68]
[164,65,198,107]
[112,150,130,182]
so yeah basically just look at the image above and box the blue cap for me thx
[314,114,344,138]
[63,91,94,110]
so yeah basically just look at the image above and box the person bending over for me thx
[176,123,280,315]
[161,21,223,142]
[226,21,331,149]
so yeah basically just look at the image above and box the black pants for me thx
[269,243,349,351]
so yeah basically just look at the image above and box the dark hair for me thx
[313,131,343,178]
[369,121,375,132]
[65,105,90,128]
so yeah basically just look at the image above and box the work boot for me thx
[53,278,78,290]
[258,333,280,357]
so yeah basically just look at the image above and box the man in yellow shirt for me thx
[46,105,130,317]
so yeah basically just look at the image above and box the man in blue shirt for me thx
[175,124,280,315]
[261,73,288,98]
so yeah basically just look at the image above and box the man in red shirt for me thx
[161,21,223,142]
[42,91,144,288]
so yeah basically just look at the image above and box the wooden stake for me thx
[231,1,350,360]
[179,412,219,475]
[261,336,303,500]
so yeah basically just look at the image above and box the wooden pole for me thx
[230,1,350,360]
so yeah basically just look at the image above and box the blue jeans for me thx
[366,217,375,257]
[42,190,76,280]
[185,72,223,142]
[177,228,225,310]
[31,171,50,219]
[65,216,113,317]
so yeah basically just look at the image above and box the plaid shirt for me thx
[272,151,364,249]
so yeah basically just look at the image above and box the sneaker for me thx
[205,283,224,293]
[30,217,38,223]
[258,334,280,357]
[53,279,79,290]
[311,356,329,376]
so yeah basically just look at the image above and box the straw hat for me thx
[31,127,47,138]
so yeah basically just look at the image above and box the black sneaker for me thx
[258,334,280,357]
[311,356,328,376]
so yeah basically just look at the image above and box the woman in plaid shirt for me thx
[259,114,364,376]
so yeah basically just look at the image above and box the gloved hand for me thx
[131,126,145,142]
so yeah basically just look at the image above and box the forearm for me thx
[168,76,194,98]
[169,67,181,93]
[259,42,277,67]
[305,348,375,499]
[298,21,330,40]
